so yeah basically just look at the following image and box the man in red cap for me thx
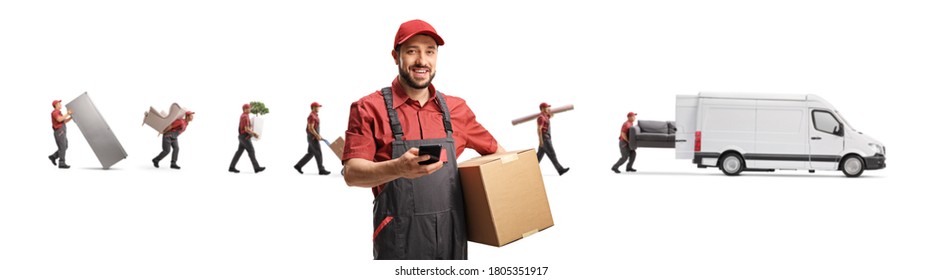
[536,102,570,175]
[342,19,504,260]
[48,100,73,169]
[152,111,194,169]
[294,102,330,175]
[229,104,265,173]
[612,112,638,173]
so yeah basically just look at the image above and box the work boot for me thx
[229,168,240,173]
[318,170,331,175]
[170,163,181,169]
[254,167,266,173]
[294,165,303,174]
[59,164,71,169]
[611,167,621,174]
[559,167,570,176]
[628,168,637,172]
[152,158,160,168]
[49,155,58,166]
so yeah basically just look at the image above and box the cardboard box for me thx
[329,136,345,160]
[458,149,554,247]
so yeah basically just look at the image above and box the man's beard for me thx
[398,65,436,89]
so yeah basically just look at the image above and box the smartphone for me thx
[417,144,442,165]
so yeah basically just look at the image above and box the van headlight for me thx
[868,143,884,155]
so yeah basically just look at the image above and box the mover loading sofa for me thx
[629,120,677,148]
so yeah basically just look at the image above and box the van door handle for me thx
[811,137,822,140]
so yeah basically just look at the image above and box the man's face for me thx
[313,106,320,113]
[629,115,636,123]
[393,35,438,90]
[243,107,250,114]
[542,107,551,114]
[186,114,194,122]
[54,102,61,110]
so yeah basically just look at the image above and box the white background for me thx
[2,0,940,279]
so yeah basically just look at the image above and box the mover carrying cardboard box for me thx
[458,149,554,247]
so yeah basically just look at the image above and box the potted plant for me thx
[249,101,269,141]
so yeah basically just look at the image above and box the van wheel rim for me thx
[845,158,862,175]
[724,157,741,172]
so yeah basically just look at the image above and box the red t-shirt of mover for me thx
[308,112,319,132]
[620,120,633,141]
[51,110,64,130]
[238,113,250,135]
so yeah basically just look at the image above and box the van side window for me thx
[812,110,841,135]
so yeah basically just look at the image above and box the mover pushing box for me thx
[458,149,554,247]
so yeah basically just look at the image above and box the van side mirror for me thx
[833,124,844,136]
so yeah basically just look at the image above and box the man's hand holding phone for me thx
[395,146,444,179]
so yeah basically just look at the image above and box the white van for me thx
[674,93,886,177]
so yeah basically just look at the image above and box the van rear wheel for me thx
[841,155,864,177]
[720,153,744,176]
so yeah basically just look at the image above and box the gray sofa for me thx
[629,120,676,149]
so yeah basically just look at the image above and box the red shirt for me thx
[537,113,550,134]
[307,111,319,132]
[238,113,250,135]
[343,78,499,196]
[51,110,64,130]
[167,118,188,134]
[620,120,633,141]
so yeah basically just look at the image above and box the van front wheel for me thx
[841,155,864,177]
[720,153,744,176]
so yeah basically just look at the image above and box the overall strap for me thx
[435,91,453,136]
[381,87,455,139]
[380,87,404,141]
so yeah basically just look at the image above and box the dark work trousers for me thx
[295,132,326,172]
[49,127,68,165]
[612,140,637,170]
[372,87,467,260]
[229,133,261,170]
[153,131,181,164]
[537,132,566,173]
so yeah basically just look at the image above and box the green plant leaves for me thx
[249,101,270,116]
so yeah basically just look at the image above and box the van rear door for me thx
[675,95,698,159]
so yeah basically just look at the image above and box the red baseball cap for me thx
[242,104,251,110]
[394,19,444,49]
[52,100,62,107]
[540,102,551,109]
[627,112,638,118]
[310,102,322,109]
[185,111,195,116]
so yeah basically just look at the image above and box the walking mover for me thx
[674,93,886,177]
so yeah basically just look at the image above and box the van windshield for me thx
[835,111,856,132]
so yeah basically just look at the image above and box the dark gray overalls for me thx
[372,87,467,260]
[50,125,68,165]
[537,116,566,174]
[154,126,183,164]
